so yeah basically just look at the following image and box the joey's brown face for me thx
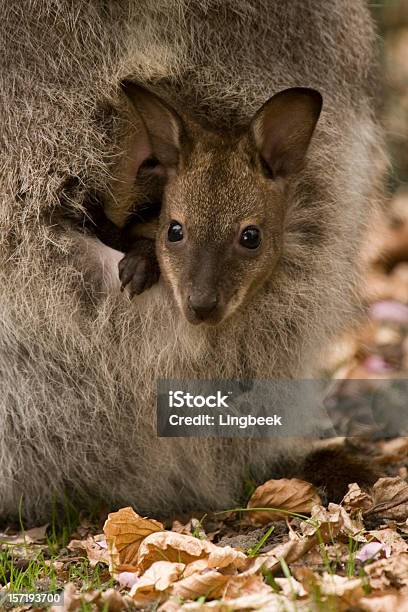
[122,82,322,325]
[157,142,285,325]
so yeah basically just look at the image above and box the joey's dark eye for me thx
[239,226,262,250]
[168,221,184,242]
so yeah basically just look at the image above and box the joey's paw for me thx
[119,249,160,298]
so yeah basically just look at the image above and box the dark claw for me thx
[118,241,160,298]
[129,259,148,297]
[119,256,138,291]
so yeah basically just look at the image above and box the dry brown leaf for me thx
[118,571,139,588]
[171,518,206,539]
[169,568,272,603]
[158,600,183,612]
[368,528,408,556]
[302,545,329,567]
[67,535,110,567]
[169,591,296,611]
[206,543,246,569]
[292,566,321,594]
[358,590,408,612]
[365,476,408,520]
[0,524,48,545]
[319,573,364,605]
[364,552,408,590]
[336,505,366,541]
[129,561,185,606]
[136,531,209,571]
[97,588,131,612]
[229,554,266,578]
[171,569,230,600]
[240,506,341,575]
[183,559,210,577]
[56,582,131,611]
[251,503,367,575]
[137,531,246,573]
[164,576,276,610]
[342,483,373,513]
[246,478,321,525]
[252,534,318,573]
[301,504,365,542]
[103,507,163,572]
[275,576,308,598]
[171,519,190,534]
[294,571,364,608]
[223,574,273,599]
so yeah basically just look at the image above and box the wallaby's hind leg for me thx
[119,238,160,297]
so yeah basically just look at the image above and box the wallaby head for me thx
[122,82,322,326]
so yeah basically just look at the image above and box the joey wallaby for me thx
[118,84,323,319]
[0,0,386,523]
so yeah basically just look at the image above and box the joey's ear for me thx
[121,80,184,172]
[251,88,322,178]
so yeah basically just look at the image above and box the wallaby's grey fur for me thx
[0,0,386,523]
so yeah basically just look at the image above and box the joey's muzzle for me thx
[187,292,219,322]
[181,251,225,325]
[183,285,225,325]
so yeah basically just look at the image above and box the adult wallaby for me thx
[0,0,385,524]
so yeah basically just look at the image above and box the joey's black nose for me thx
[188,293,218,320]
